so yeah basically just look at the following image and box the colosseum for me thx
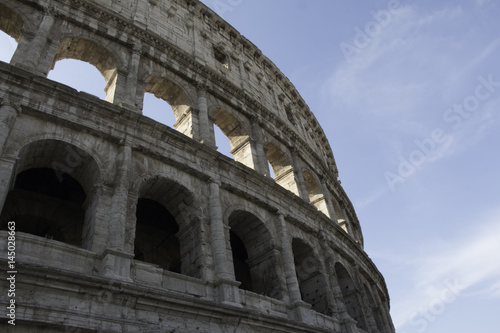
[0,0,395,332]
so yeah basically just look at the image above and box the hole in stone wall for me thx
[134,198,181,273]
[142,92,177,128]
[0,168,86,246]
[0,30,17,63]
[230,230,253,291]
[214,124,233,159]
[267,161,275,178]
[48,59,106,99]
[213,47,228,69]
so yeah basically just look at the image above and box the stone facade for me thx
[0,0,395,332]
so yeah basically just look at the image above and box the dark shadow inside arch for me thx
[229,210,283,299]
[134,198,181,273]
[0,139,101,249]
[0,140,100,249]
[335,263,368,331]
[0,168,86,246]
[292,238,330,315]
[230,230,253,291]
[135,177,201,278]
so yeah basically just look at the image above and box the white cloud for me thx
[354,187,388,209]
[392,209,500,329]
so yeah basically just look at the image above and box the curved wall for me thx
[0,0,394,332]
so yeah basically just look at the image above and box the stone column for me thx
[316,229,342,316]
[0,155,17,215]
[122,42,142,110]
[100,144,134,281]
[23,10,55,72]
[277,213,302,303]
[340,202,355,236]
[208,180,241,305]
[320,177,338,221]
[106,69,128,105]
[250,115,270,177]
[10,30,35,67]
[0,99,19,157]
[197,87,215,146]
[277,213,313,323]
[291,148,309,201]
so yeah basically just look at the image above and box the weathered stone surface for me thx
[0,0,394,332]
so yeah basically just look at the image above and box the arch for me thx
[0,3,24,41]
[364,283,385,332]
[212,107,255,169]
[144,76,196,138]
[50,37,119,102]
[335,262,368,331]
[302,170,329,216]
[264,141,299,195]
[134,176,200,277]
[228,210,282,299]
[0,139,101,249]
[331,198,350,233]
[291,238,330,315]
[0,3,23,64]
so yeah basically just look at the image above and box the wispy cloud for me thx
[325,4,470,118]
[392,209,500,329]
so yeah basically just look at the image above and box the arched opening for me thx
[335,263,368,331]
[302,170,329,216]
[49,38,118,102]
[212,108,255,169]
[228,210,282,299]
[331,198,349,233]
[0,140,100,249]
[364,284,384,332]
[265,142,298,195]
[292,238,330,315]
[48,59,106,99]
[230,230,253,291]
[0,168,85,245]
[0,31,17,64]
[135,177,200,278]
[214,124,233,158]
[142,92,177,128]
[0,3,22,63]
[134,198,180,273]
[144,76,194,138]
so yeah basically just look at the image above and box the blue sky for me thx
[1,1,500,332]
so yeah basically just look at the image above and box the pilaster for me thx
[197,87,216,146]
[24,9,56,73]
[208,179,241,305]
[291,148,310,202]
